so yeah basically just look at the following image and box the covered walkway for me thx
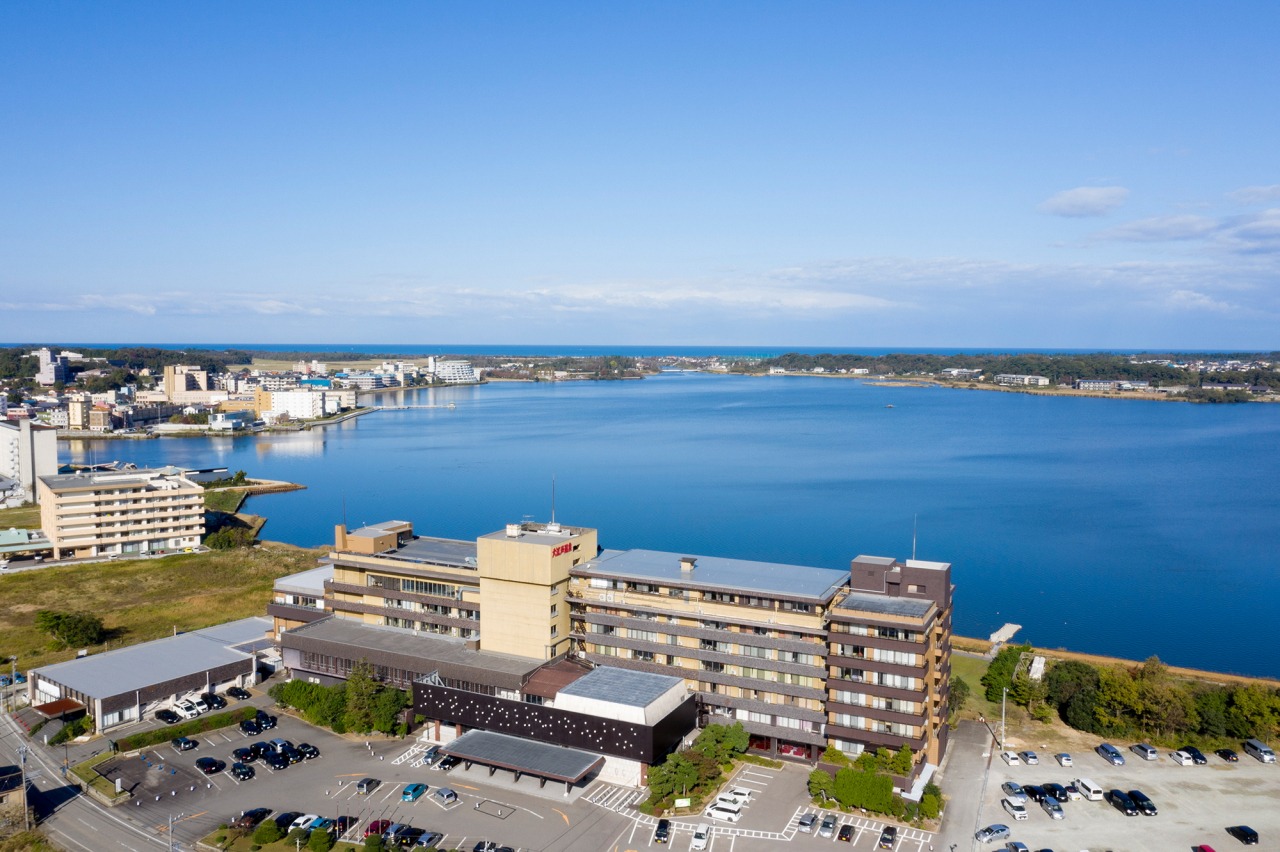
[441,729,605,795]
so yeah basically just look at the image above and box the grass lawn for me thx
[0,503,41,529]
[950,652,1001,721]
[200,830,362,851]
[0,545,322,671]
[204,489,247,513]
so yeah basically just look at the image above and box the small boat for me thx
[885,404,894,409]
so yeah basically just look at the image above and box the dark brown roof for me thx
[33,698,84,718]
[521,659,591,700]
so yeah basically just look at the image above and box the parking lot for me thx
[976,742,1280,850]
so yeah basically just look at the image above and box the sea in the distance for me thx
[65,373,1280,678]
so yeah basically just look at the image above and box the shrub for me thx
[363,834,385,851]
[252,820,281,844]
[309,828,335,851]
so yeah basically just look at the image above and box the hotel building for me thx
[36,467,205,559]
[276,517,951,782]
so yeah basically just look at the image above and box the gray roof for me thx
[835,591,934,618]
[582,548,848,600]
[384,536,478,569]
[442,729,604,783]
[33,617,269,699]
[38,466,192,491]
[557,666,682,708]
[285,617,541,679]
[273,564,333,595]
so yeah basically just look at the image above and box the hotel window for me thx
[781,601,812,613]
[635,650,655,662]
[550,604,558,617]
[550,624,558,637]
[630,629,658,642]
[907,583,924,594]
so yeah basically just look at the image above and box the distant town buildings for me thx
[37,467,205,560]
[994,374,1051,387]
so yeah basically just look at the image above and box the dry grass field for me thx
[0,504,41,530]
[0,544,322,671]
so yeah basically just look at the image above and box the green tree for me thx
[1092,666,1140,735]
[890,745,914,775]
[1225,684,1280,738]
[947,676,971,721]
[362,834,385,851]
[34,610,106,647]
[252,820,282,844]
[372,687,409,734]
[808,769,834,800]
[1044,660,1100,710]
[1194,687,1230,738]
[343,660,379,733]
[981,644,1030,702]
[309,827,335,851]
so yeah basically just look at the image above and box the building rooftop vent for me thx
[679,556,696,572]
[505,523,521,538]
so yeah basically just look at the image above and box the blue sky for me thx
[2,2,1278,349]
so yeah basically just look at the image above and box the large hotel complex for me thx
[270,517,953,785]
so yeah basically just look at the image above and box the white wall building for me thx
[0,420,59,501]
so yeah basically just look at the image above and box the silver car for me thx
[797,813,818,833]
[819,815,838,838]
[974,824,1011,844]
[1000,781,1027,803]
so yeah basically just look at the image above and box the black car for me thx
[274,811,303,832]
[155,709,181,725]
[334,816,357,835]
[437,755,459,772]
[1128,789,1157,816]
[878,826,898,849]
[1226,825,1259,845]
[249,741,275,760]
[232,746,254,763]
[232,808,272,830]
[297,743,321,760]
[239,718,262,736]
[171,736,197,751]
[255,710,277,730]
[397,828,427,848]
[838,824,855,842]
[1023,784,1047,803]
[654,819,671,844]
[195,757,226,775]
[1107,789,1138,816]
[1042,782,1068,802]
[263,752,289,771]
[200,692,227,710]
[280,746,303,765]
[1217,748,1240,762]
[226,686,251,701]
[1178,745,1208,765]
[230,762,255,781]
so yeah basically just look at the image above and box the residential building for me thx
[994,374,1051,387]
[0,420,58,500]
[36,467,205,559]
[162,365,209,400]
[31,347,69,387]
[427,357,481,384]
[253,388,337,421]
[276,516,952,782]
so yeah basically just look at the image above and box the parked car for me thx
[1225,826,1259,845]
[1041,797,1064,819]
[690,823,711,851]
[1180,745,1209,764]
[297,743,320,759]
[232,746,254,763]
[239,718,262,736]
[1023,784,1047,803]
[878,825,897,849]
[200,692,227,710]
[1004,844,1029,852]
[290,813,320,833]
[195,757,226,775]
[356,777,381,794]
[653,819,671,844]
[334,816,357,835]
[434,787,458,805]
[230,762,255,781]
[273,812,303,832]
[171,736,197,751]
[226,686,251,700]
[1096,743,1126,765]
[397,828,428,847]
[1000,751,1021,765]
[280,746,303,765]
[838,824,854,842]
[1001,798,1028,821]
[1000,781,1027,803]
[1063,783,1082,801]
[1056,752,1072,767]
[1128,789,1157,816]
[1042,783,1068,801]
[797,813,818,833]
[974,825,1011,844]
[1107,789,1138,816]
[231,808,272,830]
[263,752,288,771]
[819,815,838,838]
[1019,750,1039,765]
[1217,748,1239,763]
[155,709,181,725]
[173,700,200,719]
[366,819,392,837]
[1130,743,1158,761]
[254,710,277,730]
[402,782,428,802]
[1172,750,1196,765]
[190,697,209,714]
[436,755,459,772]
[471,843,498,852]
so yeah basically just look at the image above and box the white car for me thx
[1000,751,1021,765]
[190,697,209,714]
[290,813,320,832]
[690,823,711,851]
[1171,750,1195,765]
[1056,752,1073,767]
[173,700,200,719]
[1001,798,1028,821]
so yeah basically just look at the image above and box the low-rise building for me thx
[995,374,1051,387]
[0,420,57,501]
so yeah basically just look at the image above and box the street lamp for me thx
[168,811,184,852]
[1000,686,1008,752]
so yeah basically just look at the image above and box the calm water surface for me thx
[67,374,1280,677]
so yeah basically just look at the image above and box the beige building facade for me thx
[37,467,205,559]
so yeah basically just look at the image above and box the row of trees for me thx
[983,645,1280,741]
[644,723,750,810]
[809,746,942,821]
[269,661,410,736]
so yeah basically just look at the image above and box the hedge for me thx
[116,706,258,752]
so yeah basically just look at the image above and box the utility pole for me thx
[17,746,29,831]
[998,685,1008,752]
[168,811,184,852]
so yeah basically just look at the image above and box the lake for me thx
[65,373,1280,677]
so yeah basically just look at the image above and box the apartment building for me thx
[36,467,205,559]
[0,419,58,500]
[994,373,1051,387]
[279,517,951,778]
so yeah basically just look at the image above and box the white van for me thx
[1073,777,1104,801]
[704,803,742,823]
[690,823,711,851]
[1243,739,1276,763]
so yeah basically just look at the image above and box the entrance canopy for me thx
[33,698,84,718]
[442,729,604,784]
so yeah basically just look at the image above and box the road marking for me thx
[552,806,571,826]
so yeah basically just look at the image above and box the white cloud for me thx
[1228,184,1280,204]
[1163,289,1235,313]
[1038,186,1130,217]
[1217,209,1280,254]
[1096,215,1218,242]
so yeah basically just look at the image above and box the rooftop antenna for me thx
[550,474,556,525]
[912,513,918,561]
